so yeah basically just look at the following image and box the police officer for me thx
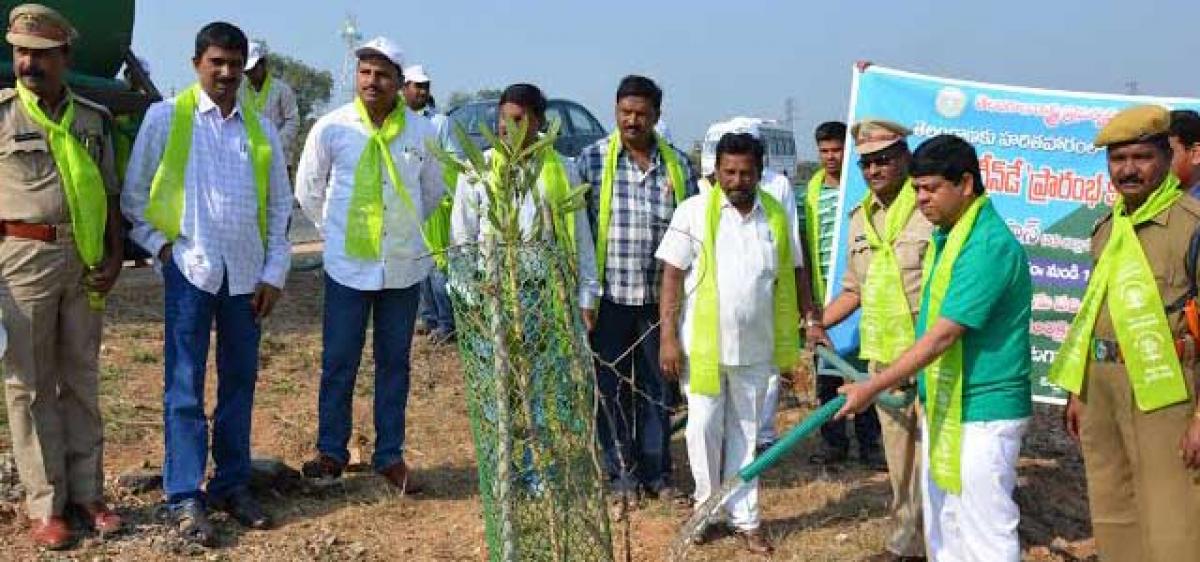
[0,3,125,549]
[1057,105,1200,561]
[821,119,931,561]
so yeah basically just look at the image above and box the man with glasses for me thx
[819,119,932,561]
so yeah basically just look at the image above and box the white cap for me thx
[246,41,267,70]
[404,64,430,84]
[355,36,404,70]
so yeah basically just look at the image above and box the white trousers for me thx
[757,370,780,444]
[921,416,1028,562]
[683,362,771,530]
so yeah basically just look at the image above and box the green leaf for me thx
[454,121,489,173]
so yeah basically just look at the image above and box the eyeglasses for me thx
[857,153,898,169]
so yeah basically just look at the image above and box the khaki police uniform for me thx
[1082,197,1200,562]
[1076,104,1200,562]
[829,118,934,558]
[841,193,934,558]
[0,70,119,520]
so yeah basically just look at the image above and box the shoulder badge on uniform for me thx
[1092,212,1113,234]
[72,93,113,120]
[0,88,17,105]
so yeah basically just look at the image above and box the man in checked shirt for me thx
[577,75,698,512]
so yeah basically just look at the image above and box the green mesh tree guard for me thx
[433,117,613,561]
[447,243,612,561]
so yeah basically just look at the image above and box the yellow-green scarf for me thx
[15,82,109,310]
[690,186,799,396]
[595,132,686,288]
[859,180,919,363]
[246,74,271,113]
[922,195,987,495]
[1048,175,1189,411]
[146,84,272,245]
[345,97,419,260]
[805,169,828,303]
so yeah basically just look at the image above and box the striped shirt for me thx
[122,88,293,296]
[577,137,698,306]
[797,184,841,282]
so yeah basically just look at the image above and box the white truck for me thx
[700,117,798,181]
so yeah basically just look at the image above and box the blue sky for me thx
[133,0,1197,154]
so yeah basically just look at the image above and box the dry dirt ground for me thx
[0,254,1096,561]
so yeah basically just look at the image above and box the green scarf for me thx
[690,186,799,396]
[859,180,919,363]
[921,195,988,495]
[1048,175,1189,411]
[805,169,828,303]
[14,83,107,269]
[15,83,109,310]
[246,74,271,113]
[595,132,687,289]
[345,97,420,260]
[146,84,272,245]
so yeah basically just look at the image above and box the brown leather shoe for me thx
[377,461,424,495]
[29,516,74,550]
[734,528,774,555]
[76,502,123,534]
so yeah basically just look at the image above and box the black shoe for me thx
[167,498,215,546]
[301,453,346,481]
[209,491,272,530]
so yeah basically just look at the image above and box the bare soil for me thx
[0,254,1096,561]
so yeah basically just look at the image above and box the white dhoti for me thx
[756,370,780,445]
[921,415,1028,562]
[683,362,771,531]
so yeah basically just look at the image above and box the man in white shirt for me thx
[449,82,599,313]
[403,63,455,341]
[121,21,292,546]
[698,126,802,454]
[657,133,805,555]
[294,37,444,493]
[242,41,299,162]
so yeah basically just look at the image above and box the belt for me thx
[0,221,69,243]
[1092,337,1194,364]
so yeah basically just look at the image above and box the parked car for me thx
[447,98,607,158]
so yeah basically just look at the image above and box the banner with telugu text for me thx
[826,65,1200,404]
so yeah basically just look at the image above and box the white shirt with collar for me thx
[698,168,799,247]
[656,188,804,366]
[416,106,456,153]
[121,87,293,296]
[449,148,600,309]
[295,100,445,292]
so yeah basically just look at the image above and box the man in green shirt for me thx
[838,134,1032,561]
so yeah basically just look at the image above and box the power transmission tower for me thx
[1125,80,1139,95]
[784,97,796,132]
[337,14,363,102]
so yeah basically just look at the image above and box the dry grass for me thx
[0,254,1095,560]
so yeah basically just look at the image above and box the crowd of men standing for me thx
[3,3,1200,560]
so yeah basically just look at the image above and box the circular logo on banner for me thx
[935,87,968,119]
